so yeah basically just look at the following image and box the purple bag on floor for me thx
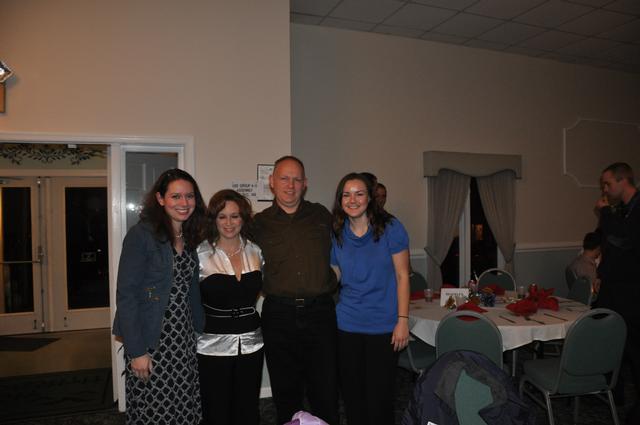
[283,411,329,425]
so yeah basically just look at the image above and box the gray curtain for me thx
[425,169,470,289]
[476,170,516,274]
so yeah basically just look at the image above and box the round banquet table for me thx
[408,297,590,352]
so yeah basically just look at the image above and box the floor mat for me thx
[0,368,114,421]
[0,336,59,351]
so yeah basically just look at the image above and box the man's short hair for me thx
[274,155,306,177]
[583,232,601,251]
[602,162,635,186]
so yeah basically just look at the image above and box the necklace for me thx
[221,244,242,258]
[176,230,183,239]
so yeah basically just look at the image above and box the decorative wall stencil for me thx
[0,144,107,165]
[563,119,640,188]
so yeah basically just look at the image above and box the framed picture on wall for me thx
[257,164,274,202]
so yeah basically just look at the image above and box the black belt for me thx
[267,293,333,308]
[203,303,256,318]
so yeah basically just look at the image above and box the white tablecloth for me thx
[408,298,589,351]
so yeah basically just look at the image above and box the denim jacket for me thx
[112,221,204,358]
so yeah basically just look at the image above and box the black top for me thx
[200,270,262,334]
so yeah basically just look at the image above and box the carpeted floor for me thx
[6,364,637,425]
[0,368,115,422]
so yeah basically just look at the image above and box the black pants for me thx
[337,330,398,425]
[261,296,339,425]
[597,281,640,422]
[197,348,264,425]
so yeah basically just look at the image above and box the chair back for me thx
[555,308,626,393]
[435,311,503,368]
[564,266,577,290]
[409,271,427,293]
[566,276,592,305]
[477,268,516,292]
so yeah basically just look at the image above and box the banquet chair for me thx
[435,311,503,369]
[398,335,436,375]
[567,276,592,306]
[401,350,536,425]
[564,267,577,291]
[477,268,516,292]
[519,308,626,425]
[409,271,427,293]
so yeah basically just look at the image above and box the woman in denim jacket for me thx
[113,168,206,424]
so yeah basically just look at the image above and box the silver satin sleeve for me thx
[197,328,263,356]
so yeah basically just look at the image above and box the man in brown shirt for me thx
[251,156,339,425]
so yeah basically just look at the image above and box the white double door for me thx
[0,176,109,335]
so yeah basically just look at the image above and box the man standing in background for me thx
[250,156,339,425]
[595,162,640,424]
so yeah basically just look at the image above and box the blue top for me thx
[331,218,409,334]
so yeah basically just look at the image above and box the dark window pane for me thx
[1,188,34,313]
[65,187,109,309]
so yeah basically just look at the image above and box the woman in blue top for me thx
[331,172,410,425]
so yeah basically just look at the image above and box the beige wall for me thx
[291,23,640,250]
[0,0,291,200]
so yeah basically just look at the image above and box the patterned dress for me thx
[126,249,202,425]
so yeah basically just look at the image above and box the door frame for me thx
[0,132,195,411]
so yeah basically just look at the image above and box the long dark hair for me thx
[203,189,253,244]
[139,168,206,249]
[332,172,392,246]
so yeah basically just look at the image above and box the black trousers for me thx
[261,296,339,425]
[197,348,264,425]
[337,330,398,425]
[597,281,640,423]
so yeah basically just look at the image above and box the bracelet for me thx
[398,315,409,319]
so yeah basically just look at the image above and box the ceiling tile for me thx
[599,18,640,42]
[538,52,580,63]
[290,13,324,25]
[605,43,640,64]
[569,0,617,6]
[464,39,509,51]
[518,30,585,50]
[559,9,636,36]
[421,32,469,44]
[321,17,378,31]
[478,22,545,44]
[431,12,504,37]
[291,0,341,16]
[374,25,425,38]
[604,0,640,15]
[466,0,546,20]
[383,3,457,30]
[514,1,593,28]
[413,0,478,10]
[504,45,547,56]
[557,37,622,57]
[330,0,405,23]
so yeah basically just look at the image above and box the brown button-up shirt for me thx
[250,200,337,298]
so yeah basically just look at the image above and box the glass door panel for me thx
[0,178,43,334]
[124,151,178,231]
[50,177,110,331]
[65,187,109,310]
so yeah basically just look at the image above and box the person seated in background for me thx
[567,231,601,293]
[375,182,387,209]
